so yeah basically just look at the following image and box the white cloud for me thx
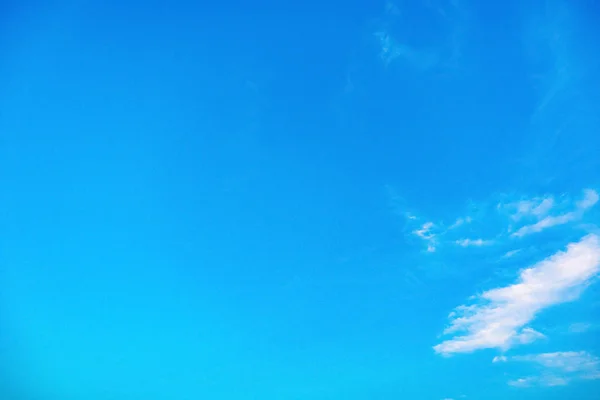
[507,377,536,388]
[449,216,472,229]
[532,197,556,217]
[455,238,493,247]
[512,212,577,237]
[511,189,598,238]
[413,222,437,252]
[508,375,569,387]
[577,189,599,210]
[510,196,555,220]
[512,352,599,373]
[502,249,521,258]
[497,351,600,387]
[414,222,434,239]
[434,235,600,355]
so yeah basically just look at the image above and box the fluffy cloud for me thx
[434,235,600,355]
[497,351,600,387]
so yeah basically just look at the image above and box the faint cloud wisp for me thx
[455,238,493,247]
[497,351,600,387]
[511,189,598,238]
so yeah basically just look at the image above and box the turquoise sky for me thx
[1,1,600,399]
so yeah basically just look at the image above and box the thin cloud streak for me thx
[502,249,521,258]
[455,238,493,247]
[512,212,577,237]
[511,189,598,237]
[449,216,472,229]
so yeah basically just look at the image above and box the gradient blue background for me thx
[1,1,600,399]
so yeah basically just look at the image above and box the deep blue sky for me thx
[2,1,600,399]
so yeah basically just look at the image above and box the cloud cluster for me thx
[434,234,600,355]
[393,186,598,257]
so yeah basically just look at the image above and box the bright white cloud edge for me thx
[434,234,600,355]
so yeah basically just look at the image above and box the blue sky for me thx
[1,0,600,399]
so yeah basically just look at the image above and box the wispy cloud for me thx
[373,0,464,71]
[507,377,536,388]
[375,31,439,69]
[516,352,600,373]
[511,189,598,238]
[508,375,568,388]
[384,0,401,16]
[497,351,600,387]
[449,216,472,229]
[434,235,600,355]
[389,187,597,257]
[414,222,435,239]
[507,196,555,221]
[511,212,577,238]
[568,322,592,334]
[577,189,600,210]
[413,222,437,252]
[455,238,493,247]
[502,249,522,259]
